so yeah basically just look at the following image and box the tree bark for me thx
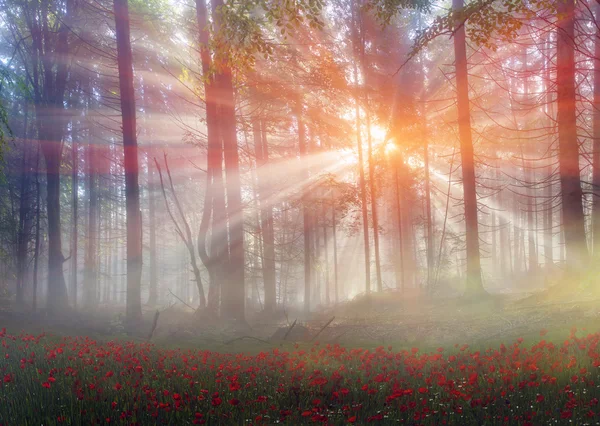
[252,113,276,312]
[70,135,78,308]
[452,0,484,295]
[352,0,371,295]
[544,34,554,267]
[297,100,312,313]
[148,158,158,306]
[32,143,42,311]
[556,0,588,268]
[592,3,600,257]
[83,143,98,308]
[114,0,142,323]
[195,0,225,312]
[37,0,71,314]
[331,197,338,303]
[212,0,245,321]
[16,125,31,306]
[394,165,405,291]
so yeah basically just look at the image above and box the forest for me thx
[1,0,600,424]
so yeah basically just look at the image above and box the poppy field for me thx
[2,327,600,425]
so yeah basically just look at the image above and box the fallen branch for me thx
[168,289,195,311]
[224,336,271,345]
[332,329,349,343]
[282,319,297,341]
[310,316,335,342]
[147,310,160,341]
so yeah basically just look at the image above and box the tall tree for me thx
[251,109,276,312]
[114,0,142,323]
[352,0,371,295]
[212,0,245,321]
[592,2,600,258]
[83,142,98,308]
[452,0,484,295]
[556,0,587,268]
[32,0,73,313]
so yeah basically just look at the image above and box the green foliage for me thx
[366,0,432,27]
[213,0,326,71]
[406,0,545,61]
[0,66,13,184]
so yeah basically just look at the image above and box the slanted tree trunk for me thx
[155,156,206,308]
[556,0,588,268]
[452,0,484,295]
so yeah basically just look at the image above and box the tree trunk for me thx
[83,143,98,308]
[212,0,245,321]
[148,158,158,306]
[331,198,338,303]
[42,140,69,312]
[37,0,71,314]
[522,49,538,272]
[252,114,276,312]
[452,0,484,295]
[556,0,588,268]
[195,0,224,312]
[114,0,142,323]
[314,205,321,307]
[70,136,78,308]
[33,143,42,311]
[544,34,554,267]
[322,201,330,305]
[593,3,600,258]
[16,129,31,306]
[423,125,434,289]
[352,0,371,295]
[297,100,312,313]
[394,166,405,291]
[497,165,509,276]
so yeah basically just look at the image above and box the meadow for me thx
[2,323,600,425]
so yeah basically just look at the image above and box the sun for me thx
[384,141,398,157]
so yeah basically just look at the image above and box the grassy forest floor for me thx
[1,287,600,353]
[3,287,600,424]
